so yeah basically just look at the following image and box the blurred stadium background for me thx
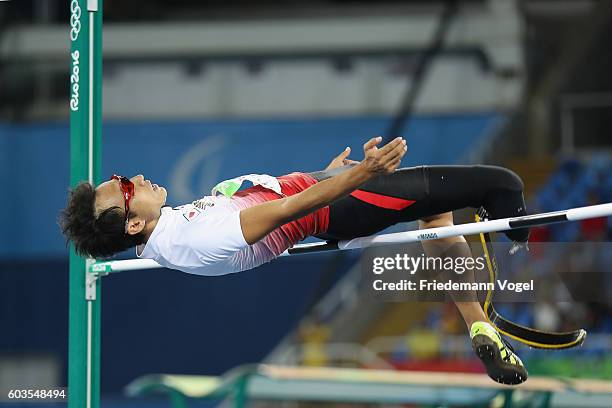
[0,0,611,407]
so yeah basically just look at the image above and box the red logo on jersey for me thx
[183,207,201,222]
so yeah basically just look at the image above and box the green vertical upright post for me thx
[68,1,103,408]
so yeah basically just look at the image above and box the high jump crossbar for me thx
[90,202,612,274]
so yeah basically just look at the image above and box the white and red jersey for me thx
[136,173,329,276]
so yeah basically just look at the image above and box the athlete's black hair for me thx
[59,181,145,258]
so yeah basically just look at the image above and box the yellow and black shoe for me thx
[471,321,528,385]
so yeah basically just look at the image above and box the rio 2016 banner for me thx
[70,0,84,112]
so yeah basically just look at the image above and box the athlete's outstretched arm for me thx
[240,136,407,244]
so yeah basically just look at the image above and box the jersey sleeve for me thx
[180,210,248,266]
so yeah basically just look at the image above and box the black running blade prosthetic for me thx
[476,211,587,350]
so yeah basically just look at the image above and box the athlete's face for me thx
[95,175,167,235]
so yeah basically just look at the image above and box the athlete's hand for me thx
[360,136,407,175]
[326,147,360,170]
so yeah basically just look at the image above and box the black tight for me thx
[310,165,529,242]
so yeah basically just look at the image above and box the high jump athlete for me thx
[60,136,530,385]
